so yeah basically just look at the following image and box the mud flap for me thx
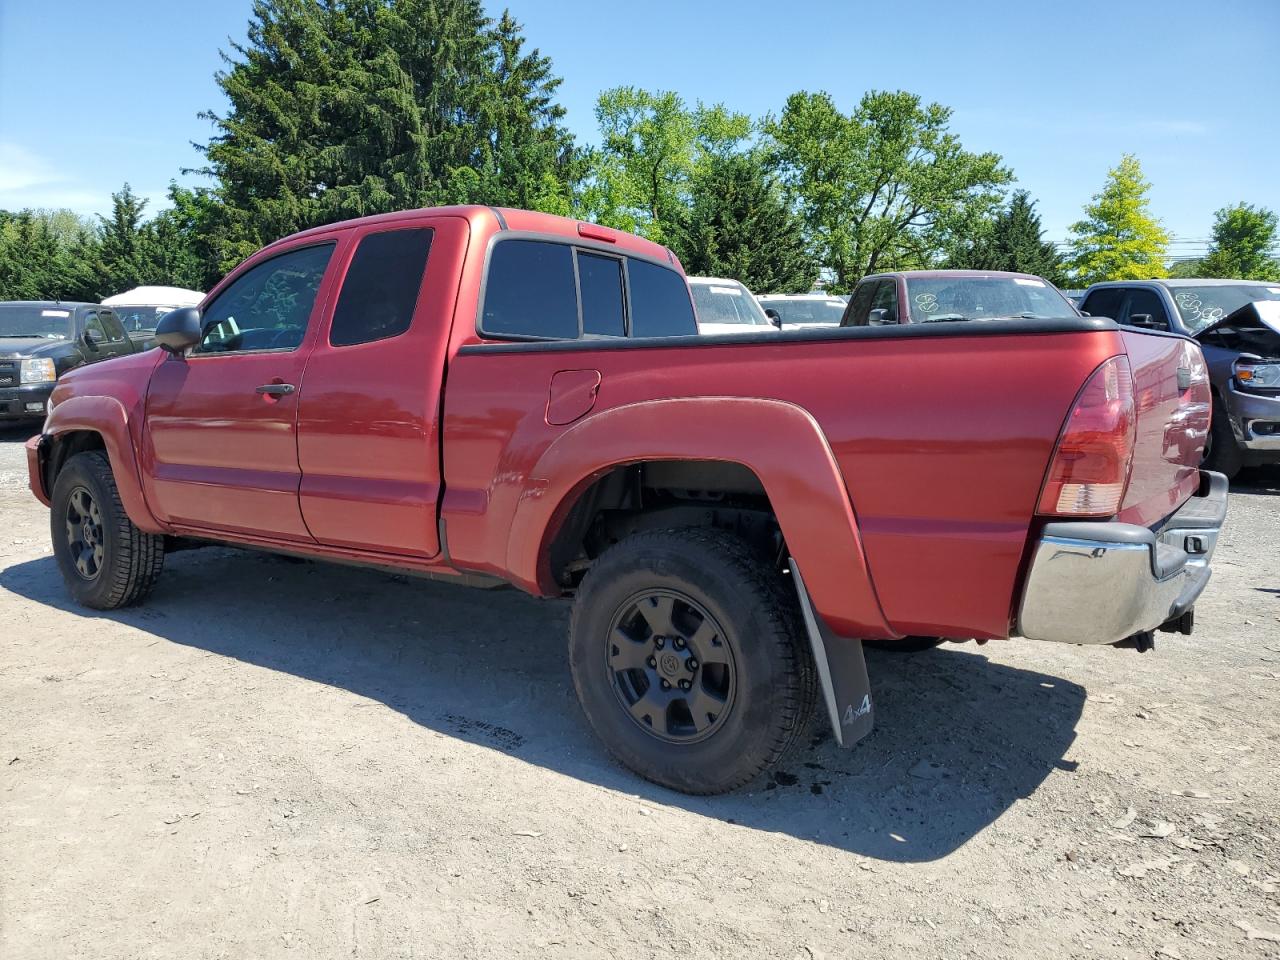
[790,561,874,748]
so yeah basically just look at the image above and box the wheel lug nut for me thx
[647,656,657,668]
[674,638,685,649]
[687,659,698,670]
[660,679,670,690]
[654,637,665,649]
[679,680,690,690]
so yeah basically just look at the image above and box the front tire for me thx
[51,451,165,609]
[569,528,816,794]
[1203,405,1243,480]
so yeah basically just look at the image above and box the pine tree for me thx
[97,184,149,293]
[194,0,578,274]
[1199,203,1279,280]
[949,191,1066,284]
[668,153,817,293]
[1068,155,1170,284]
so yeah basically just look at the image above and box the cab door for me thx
[142,241,340,541]
[295,216,467,557]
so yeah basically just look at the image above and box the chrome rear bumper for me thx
[1016,471,1228,645]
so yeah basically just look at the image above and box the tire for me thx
[864,636,944,653]
[1203,405,1243,480]
[50,451,165,610]
[569,527,817,795]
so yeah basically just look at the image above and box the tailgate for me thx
[1116,330,1211,526]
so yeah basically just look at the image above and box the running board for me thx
[790,560,874,748]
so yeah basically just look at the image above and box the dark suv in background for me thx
[0,301,135,424]
[1078,280,1280,478]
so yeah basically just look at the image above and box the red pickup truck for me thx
[26,206,1227,794]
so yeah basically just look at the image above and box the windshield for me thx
[761,298,846,325]
[0,304,75,339]
[905,277,1076,322]
[1171,284,1280,332]
[690,282,771,326]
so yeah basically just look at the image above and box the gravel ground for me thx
[1,422,1278,960]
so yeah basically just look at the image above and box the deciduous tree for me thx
[766,90,1011,292]
[1199,203,1278,280]
[1068,155,1170,284]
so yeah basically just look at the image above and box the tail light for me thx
[1038,355,1136,517]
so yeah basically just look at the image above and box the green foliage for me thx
[1068,155,1170,284]
[1166,259,1206,279]
[193,0,577,274]
[766,90,1012,292]
[0,184,209,301]
[667,152,817,293]
[947,191,1066,284]
[581,86,751,244]
[1199,203,1279,280]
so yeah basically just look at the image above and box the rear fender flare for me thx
[508,396,896,639]
[43,395,165,533]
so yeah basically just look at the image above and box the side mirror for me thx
[154,306,203,354]
[764,307,783,328]
[868,307,893,326]
[1128,313,1168,331]
[83,327,103,349]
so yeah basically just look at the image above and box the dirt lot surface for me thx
[2,423,1279,960]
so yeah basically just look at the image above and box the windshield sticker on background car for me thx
[709,286,740,295]
[41,309,71,317]
[915,293,939,313]
[1014,278,1046,287]
[1175,292,1225,327]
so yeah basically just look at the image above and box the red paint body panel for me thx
[295,215,469,557]
[1115,331,1210,527]
[441,330,1127,639]
[29,204,1211,645]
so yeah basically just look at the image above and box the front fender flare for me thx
[508,397,896,639]
[43,394,165,534]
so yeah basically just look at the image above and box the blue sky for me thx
[2,0,1277,255]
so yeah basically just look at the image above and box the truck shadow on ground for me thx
[2,545,1085,862]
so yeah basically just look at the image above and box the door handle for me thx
[255,383,296,396]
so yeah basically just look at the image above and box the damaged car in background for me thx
[1078,280,1280,478]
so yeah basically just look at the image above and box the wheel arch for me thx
[508,397,896,639]
[42,395,164,533]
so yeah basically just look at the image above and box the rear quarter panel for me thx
[442,327,1127,639]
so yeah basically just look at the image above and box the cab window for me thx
[197,243,335,354]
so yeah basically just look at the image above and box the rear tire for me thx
[569,527,816,795]
[1203,405,1243,480]
[51,451,165,609]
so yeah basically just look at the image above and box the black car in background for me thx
[0,301,135,423]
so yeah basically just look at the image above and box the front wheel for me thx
[569,527,816,794]
[50,451,165,609]
[1203,406,1243,480]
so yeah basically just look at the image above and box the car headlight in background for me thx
[1234,357,1280,392]
[19,358,56,384]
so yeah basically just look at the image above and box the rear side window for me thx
[330,228,433,347]
[482,240,578,339]
[578,252,625,337]
[629,259,697,338]
[1080,288,1125,321]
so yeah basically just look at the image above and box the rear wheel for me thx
[569,528,816,794]
[1203,405,1243,480]
[51,451,165,609]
